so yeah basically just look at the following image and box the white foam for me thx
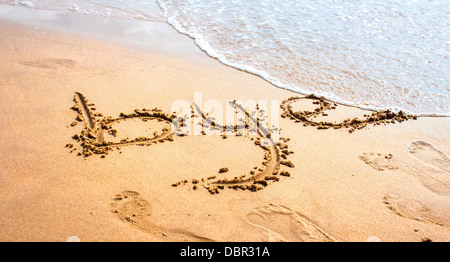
[158,0,450,116]
[67,3,79,12]
[1,0,448,115]
[12,1,33,8]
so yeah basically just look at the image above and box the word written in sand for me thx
[280,95,418,133]
[67,92,294,194]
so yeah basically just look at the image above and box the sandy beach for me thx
[0,6,449,242]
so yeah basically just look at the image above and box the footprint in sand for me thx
[360,146,450,196]
[360,146,450,222]
[408,141,450,173]
[109,191,214,241]
[359,152,398,171]
[407,141,450,196]
[109,191,155,231]
[413,168,450,196]
[245,204,336,242]
[382,194,447,227]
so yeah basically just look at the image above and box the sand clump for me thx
[218,167,229,173]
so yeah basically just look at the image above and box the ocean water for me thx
[1,0,449,115]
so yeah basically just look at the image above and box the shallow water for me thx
[158,0,449,115]
[1,0,449,115]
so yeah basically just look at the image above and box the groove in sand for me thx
[280,95,418,133]
[68,92,179,157]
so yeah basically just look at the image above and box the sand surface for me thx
[0,9,449,242]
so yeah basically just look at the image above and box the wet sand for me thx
[0,8,449,242]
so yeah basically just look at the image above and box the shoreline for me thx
[157,2,450,118]
[0,6,449,242]
[1,4,448,117]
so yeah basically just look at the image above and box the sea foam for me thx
[157,0,450,116]
[1,0,448,115]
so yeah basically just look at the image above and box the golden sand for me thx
[0,17,449,242]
